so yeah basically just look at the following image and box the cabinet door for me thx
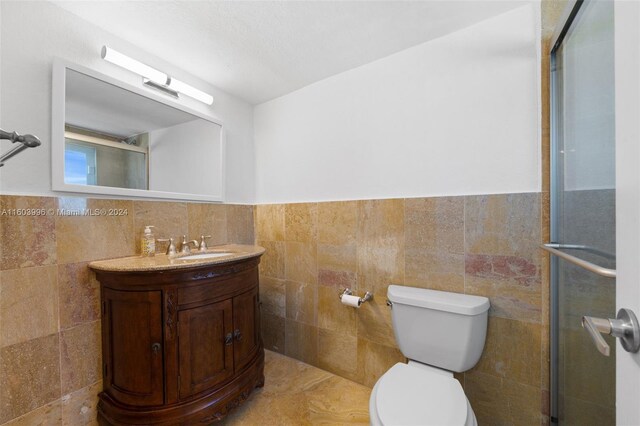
[232,288,260,372]
[102,289,164,406]
[178,300,234,399]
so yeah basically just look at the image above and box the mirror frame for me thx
[51,58,226,202]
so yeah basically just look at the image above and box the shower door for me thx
[550,0,616,424]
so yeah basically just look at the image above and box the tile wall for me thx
[256,192,548,425]
[0,195,253,425]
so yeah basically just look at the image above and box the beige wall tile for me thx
[318,201,357,246]
[285,203,317,243]
[317,329,358,381]
[356,290,395,347]
[405,251,464,293]
[541,191,550,242]
[285,242,317,285]
[356,338,404,388]
[258,240,285,279]
[57,262,100,331]
[256,204,285,241]
[285,319,318,366]
[465,193,542,323]
[318,269,357,290]
[471,317,541,387]
[285,281,317,325]
[465,193,541,258]
[0,334,61,424]
[56,199,135,263]
[405,197,464,254]
[317,244,357,273]
[317,286,357,337]
[465,371,542,426]
[318,244,357,289]
[465,270,542,323]
[260,276,286,317]
[187,203,227,246]
[261,313,285,354]
[404,196,464,292]
[356,199,404,295]
[0,266,58,348]
[541,324,550,393]
[1,400,62,426]
[0,196,56,270]
[227,205,255,245]
[61,380,101,426]
[541,243,550,326]
[60,321,101,395]
[132,200,187,249]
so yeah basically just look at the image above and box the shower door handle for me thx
[582,308,640,356]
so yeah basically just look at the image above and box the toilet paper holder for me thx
[338,288,373,306]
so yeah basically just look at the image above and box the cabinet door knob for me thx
[224,332,233,346]
[151,342,161,355]
[234,329,243,342]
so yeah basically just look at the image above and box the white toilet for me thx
[369,285,490,426]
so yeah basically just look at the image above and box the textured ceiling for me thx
[52,1,527,105]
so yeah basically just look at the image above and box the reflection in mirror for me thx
[56,65,224,201]
[64,126,148,189]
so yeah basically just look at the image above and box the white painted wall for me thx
[253,5,540,203]
[0,1,255,203]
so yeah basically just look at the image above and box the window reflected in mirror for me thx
[64,126,148,190]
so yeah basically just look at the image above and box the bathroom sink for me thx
[178,252,234,260]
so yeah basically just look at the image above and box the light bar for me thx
[101,46,214,105]
[101,46,167,85]
[167,78,214,105]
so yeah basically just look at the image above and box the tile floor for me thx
[223,350,371,425]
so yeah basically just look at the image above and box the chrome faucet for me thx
[179,235,199,254]
[199,235,212,252]
[156,238,176,257]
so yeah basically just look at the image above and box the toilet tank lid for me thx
[387,285,490,315]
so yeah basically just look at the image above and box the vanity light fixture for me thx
[101,46,214,105]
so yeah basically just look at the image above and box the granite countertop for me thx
[88,244,265,272]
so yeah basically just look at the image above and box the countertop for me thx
[88,244,265,272]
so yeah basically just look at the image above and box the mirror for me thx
[52,60,225,201]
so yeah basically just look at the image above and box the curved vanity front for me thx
[89,244,265,425]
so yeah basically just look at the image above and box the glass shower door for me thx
[551,1,616,424]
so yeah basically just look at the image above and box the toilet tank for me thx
[387,285,490,372]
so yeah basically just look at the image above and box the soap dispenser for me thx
[141,225,156,257]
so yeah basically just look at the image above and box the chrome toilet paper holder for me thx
[338,288,373,306]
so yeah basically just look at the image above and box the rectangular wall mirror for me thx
[52,59,225,202]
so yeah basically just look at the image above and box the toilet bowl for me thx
[369,363,476,426]
[369,285,489,426]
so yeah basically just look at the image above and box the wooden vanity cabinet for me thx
[93,256,264,425]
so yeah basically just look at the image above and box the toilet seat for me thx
[370,363,475,426]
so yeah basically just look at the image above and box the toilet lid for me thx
[375,363,468,426]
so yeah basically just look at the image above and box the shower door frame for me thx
[550,0,640,422]
[549,1,593,423]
